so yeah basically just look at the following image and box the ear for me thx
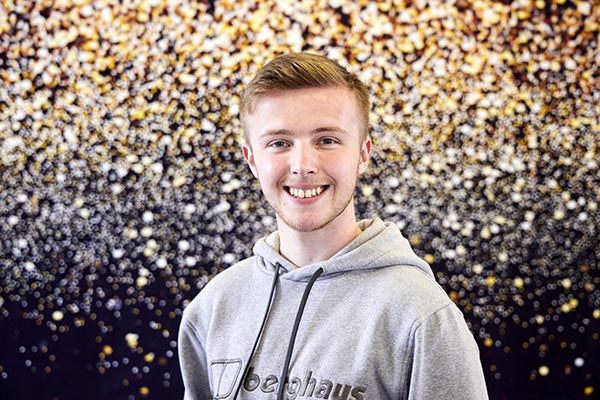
[358,136,372,175]
[242,143,258,178]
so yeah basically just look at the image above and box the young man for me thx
[178,53,488,400]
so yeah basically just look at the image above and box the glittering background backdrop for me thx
[0,0,598,399]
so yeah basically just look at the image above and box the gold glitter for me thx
[143,352,155,363]
[0,0,596,396]
[102,345,113,356]
[513,277,524,289]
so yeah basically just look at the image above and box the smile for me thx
[286,185,328,199]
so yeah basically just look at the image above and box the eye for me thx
[319,137,337,145]
[268,140,289,148]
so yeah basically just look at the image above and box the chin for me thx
[278,214,332,233]
[288,223,326,233]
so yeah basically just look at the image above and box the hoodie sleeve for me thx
[178,316,212,400]
[407,304,489,400]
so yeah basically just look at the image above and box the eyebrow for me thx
[259,126,350,138]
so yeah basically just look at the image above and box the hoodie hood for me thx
[253,217,433,282]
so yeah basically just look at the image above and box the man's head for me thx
[240,53,370,143]
[240,53,372,233]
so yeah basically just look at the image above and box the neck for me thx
[277,203,362,267]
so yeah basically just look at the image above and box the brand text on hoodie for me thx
[243,367,367,400]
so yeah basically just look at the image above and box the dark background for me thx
[1,0,598,399]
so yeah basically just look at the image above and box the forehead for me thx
[245,86,361,139]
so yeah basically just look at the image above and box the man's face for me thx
[242,86,371,232]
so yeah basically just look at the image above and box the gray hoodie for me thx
[178,218,488,400]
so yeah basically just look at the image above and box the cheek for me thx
[326,154,360,183]
[255,155,285,184]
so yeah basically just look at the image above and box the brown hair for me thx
[240,52,370,142]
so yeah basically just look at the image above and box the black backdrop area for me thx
[0,1,598,399]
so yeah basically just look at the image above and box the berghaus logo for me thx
[243,367,366,400]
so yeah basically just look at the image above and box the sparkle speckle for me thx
[124,228,138,240]
[140,227,154,237]
[185,257,197,267]
[172,176,187,188]
[222,254,236,264]
[52,311,64,322]
[561,303,572,313]
[424,254,435,264]
[0,1,597,398]
[125,334,139,349]
[261,216,274,226]
[142,211,154,223]
[136,276,149,288]
[513,277,524,289]
[144,353,155,363]
[111,249,125,259]
[178,240,190,252]
[102,345,113,356]
[23,262,36,272]
[480,227,492,240]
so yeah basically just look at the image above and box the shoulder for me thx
[373,267,478,352]
[383,268,476,346]
[202,256,259,293]
[374,265,449,302]
[363,265,457,325]
[182,256,258,324]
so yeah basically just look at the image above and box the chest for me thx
[204,287,411,399]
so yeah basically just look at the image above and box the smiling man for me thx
[178,53,488,400]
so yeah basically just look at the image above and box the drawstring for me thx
[276,267,323,400]
[233,262,282,400]
[233,265,323,400]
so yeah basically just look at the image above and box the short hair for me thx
[240,52,370,143]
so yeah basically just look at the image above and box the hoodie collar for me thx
[253,218,433,282]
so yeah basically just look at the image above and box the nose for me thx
[289,143,318,176]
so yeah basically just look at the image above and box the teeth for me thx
[288,186,325,198]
